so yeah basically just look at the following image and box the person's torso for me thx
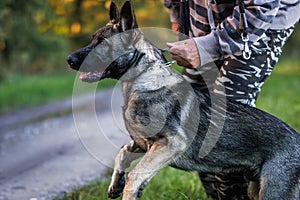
[190,0,299,37]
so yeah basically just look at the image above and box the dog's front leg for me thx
[122,136,186,200]
[108,140,144,199]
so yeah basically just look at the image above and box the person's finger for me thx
[170,54,179,60]
[166,42,181,53]
[166,43,175,54]
[171,52,187,63]
[171,53,184,60]
[178,60,192,68]
[166,42,174,48]
[168,45,182,55]
[171,54,193,68]
[167,39,200,68]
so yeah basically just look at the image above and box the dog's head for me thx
[67,1,147,82]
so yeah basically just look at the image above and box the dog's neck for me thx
[119,31,167,82]
[121,54,184,104]
[133,34,165,63]
[119,30,184,101]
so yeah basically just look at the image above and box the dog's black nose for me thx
[67,55,77,67]
[67,46,92,71]
[67,55,79,70]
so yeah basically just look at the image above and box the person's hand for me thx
[166,39,200,68]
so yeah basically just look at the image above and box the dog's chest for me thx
[123,88,181,145]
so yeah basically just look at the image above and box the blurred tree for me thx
[49,0,170,49]
[0,0,69,80]
[0,0,296,83]
[0,0,171,81]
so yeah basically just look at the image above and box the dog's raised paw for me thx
[137,189,143,198]
[108,183,125,199]
[108,189,121,199]
[108,171,126,199]
[136,180,148,198]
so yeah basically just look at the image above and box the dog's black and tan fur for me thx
[67,1,300,200]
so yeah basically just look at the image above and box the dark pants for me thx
[182,27,295,199]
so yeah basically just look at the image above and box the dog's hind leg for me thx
[122,136,186,200]
[108,141,144,199]
[259,154,300,200]
[248,181,260,200]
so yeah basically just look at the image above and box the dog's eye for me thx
[92,36,107,47]
[91,34,96,40]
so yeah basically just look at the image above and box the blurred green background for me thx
[0,0,299,114]
[0,0,170,77]
[0,0,171,113]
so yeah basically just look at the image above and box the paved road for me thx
[0,88,130,200]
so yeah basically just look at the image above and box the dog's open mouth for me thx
[79,71,104,83]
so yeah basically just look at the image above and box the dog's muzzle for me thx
[67,54,79,70]
[67,45,93,71]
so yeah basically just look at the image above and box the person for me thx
[164,0,299,199]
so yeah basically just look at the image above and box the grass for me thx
[58,59,300,200]
[256,60,300,131]
[59,167,209,200]
[0,72,117,114]
[0,73,74,114]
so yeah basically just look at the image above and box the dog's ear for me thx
[109,0,120,23]
[120,0,138,31]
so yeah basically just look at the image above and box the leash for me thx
[178,0,252,60]
[207,0,251,60]
[165,60,177,66]
[160,47,176,66]
[238,0,252,60]
[161,47,170,52]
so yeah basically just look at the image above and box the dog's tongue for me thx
[79,71,103,83]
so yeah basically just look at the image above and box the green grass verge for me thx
[59,167,209,200]
[256,60,300,131]
[59,60,300,200]
[0,73,74,114]
[0,72,117,114]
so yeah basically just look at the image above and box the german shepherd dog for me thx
[67,1,300,200]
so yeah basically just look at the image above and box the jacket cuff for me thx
[193,32,222,66]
